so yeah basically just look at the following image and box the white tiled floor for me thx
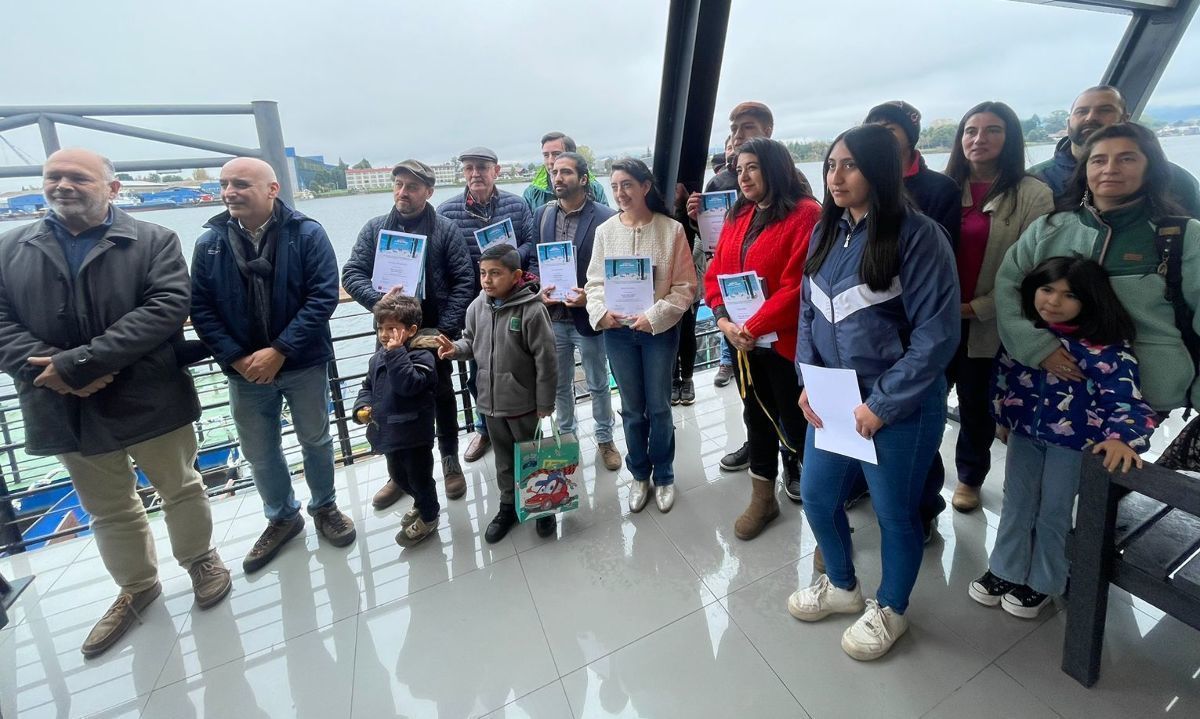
[3,369,1199,718]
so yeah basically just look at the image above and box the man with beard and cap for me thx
[1030,85,1200,216]
[0,148,230,657]
[342,159,475,504]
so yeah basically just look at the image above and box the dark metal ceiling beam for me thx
[1102,0,1198,117]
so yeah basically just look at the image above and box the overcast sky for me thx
[2,0,1198,190]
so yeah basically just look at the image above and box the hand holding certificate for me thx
[371,230,427,300]
[536,241,578,302]
[603,256,655,322]
[796,364,878,464]
[697,190,737,253]
[474,218,518,252]
[716,272,778,348]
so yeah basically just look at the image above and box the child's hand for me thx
[1092,438,1143,473]
[434,334,457,360]
[996,426,1010,445]
[384,327,408,351]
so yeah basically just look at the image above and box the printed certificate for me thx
[797,364,878,464]
[371,230,427,300]
[536,241,578,302]
[603,256,655,319]
[698,190,737,253]
[474,217,518,252]
[717,272,778,347]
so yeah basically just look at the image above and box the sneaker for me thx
[628,479,651,513]
[81,582,162,658]
[844,486,870,511]
[484,504,517,544]
[442,455,467,500]
[952,482,981,513]
[313,504,356,547]
[655,484,675,513]
[372,480,405,510]
[396,515,439,546]
[188,550,232,609]
[464,432,491,462]
[714,364,734,387]
[1001,585,1050,619]
[598,441,623,471]
[400,506,420,529]
[670,380,682,406]
[720,442,751,471]
[243,513,306,573]
[969,571,1019,607]
[536,514,557,538]
[841,599,909,661]
[787,574,865,622]
[783,458,802,504]
[679,379,696,405]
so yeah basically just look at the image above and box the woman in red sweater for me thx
[705,137,822,541]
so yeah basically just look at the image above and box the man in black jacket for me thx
[0,149,230,658]
[342,160,475,502]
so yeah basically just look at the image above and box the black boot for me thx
[485,504,518,544]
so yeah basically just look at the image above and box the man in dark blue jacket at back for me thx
[521,152,622,480]
[437,146,534,463]
[191,157,354,574]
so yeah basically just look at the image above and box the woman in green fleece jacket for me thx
[995,123,1200,414]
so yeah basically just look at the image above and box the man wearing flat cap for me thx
[343,159,475,503]
[436,147,535,463]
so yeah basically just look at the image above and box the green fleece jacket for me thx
[995,200,1200,412]
[449,279,558,417]
[522,166,610,212]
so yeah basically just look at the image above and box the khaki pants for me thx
[57,424,214,593]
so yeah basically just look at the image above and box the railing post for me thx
[327,359,355,465]
[251,100,294,206]
[38,114,60,155]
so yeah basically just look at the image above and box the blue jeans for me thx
[466,359,487,436]
[605,326,679,485]
[552,321,615,443]
[228,364,337,521]
[719,335,733,367]
[989,432,1081,595]
[799,380,947,614]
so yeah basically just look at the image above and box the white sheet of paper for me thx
[536,241,578,302]
[474,217,518,252]
[797,363,878,464]
[603,255,655,319]
[371,230,427,300]
[716,272,778,347]
[698,190,737,253]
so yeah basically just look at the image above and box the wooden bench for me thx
[1063,452,1200,686]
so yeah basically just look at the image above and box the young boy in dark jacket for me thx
[354,291,441,546]
[435,244,558,543]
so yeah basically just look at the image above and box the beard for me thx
[47,193,108,225]
[1068,122,1102,147]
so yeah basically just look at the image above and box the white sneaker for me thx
[787,574,865,622]
[628,480,650,513]
[841,598,908,661]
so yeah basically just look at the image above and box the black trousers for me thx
[733,348,807,480]
[673,304,698,382]
[434,358,461,457]
[385,445,438,521]
[945,328,997,488]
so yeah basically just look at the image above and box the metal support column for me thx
[651,0,733,199]
[1102,0,1199,118]
[252,100,294,205]
[38,115,60,155]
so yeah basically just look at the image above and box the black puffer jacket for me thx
[437,188,535,295]
[342,207,474,337]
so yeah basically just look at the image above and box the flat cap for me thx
[458,146,498,163]
[392,159,436,186]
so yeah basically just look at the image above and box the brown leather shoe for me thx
[81,582,162,658]
[463,432,491,462]
[313,504,357,547]
[597,441,622,471]
[188,551,232,609]
[243,513,306,573]
[952,482,981,513]
[443,455,467,499]
[372,480,405,510]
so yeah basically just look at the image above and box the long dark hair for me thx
[944,101,1028,218]
[1056,122,1185,220]
[609,157,670,217]
[728,137,815,227]
[1019,256,1135,345]
[805,125,908,291]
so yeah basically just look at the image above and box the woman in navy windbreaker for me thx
[787,124,960,661]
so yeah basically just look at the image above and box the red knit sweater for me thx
[704,198,821,361]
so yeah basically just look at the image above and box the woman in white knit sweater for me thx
[585,158,697,514]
